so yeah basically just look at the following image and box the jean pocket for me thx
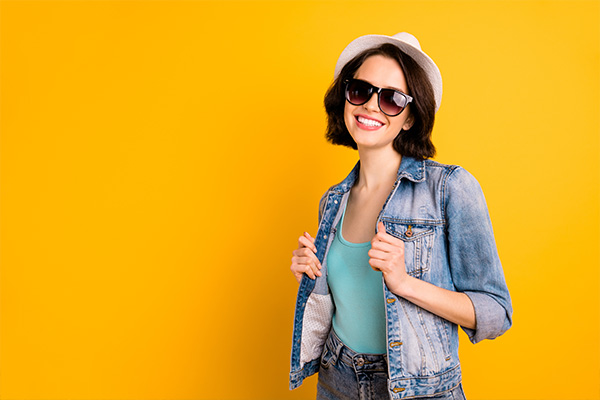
[382,220,434,278]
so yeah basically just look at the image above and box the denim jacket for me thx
[289,156,512,399]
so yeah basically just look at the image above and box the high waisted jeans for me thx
[316,329,467,400]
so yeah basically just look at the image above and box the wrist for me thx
[390,273,416,299]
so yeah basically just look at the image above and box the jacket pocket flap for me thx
[381,220,434,242]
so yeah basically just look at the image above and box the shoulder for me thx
[421,159,481,191]
[420,160,486,214]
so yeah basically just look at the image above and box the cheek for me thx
[343,104,355,131]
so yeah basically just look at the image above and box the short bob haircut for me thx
[324,43,436,160]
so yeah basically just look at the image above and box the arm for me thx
[369,167,512,341]
[443,167,512,342]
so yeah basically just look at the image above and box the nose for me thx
[363,91,379,113]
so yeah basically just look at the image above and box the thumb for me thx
[377,221,386,233]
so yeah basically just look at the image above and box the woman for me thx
[289,33,512,400]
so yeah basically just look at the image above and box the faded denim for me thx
[290,157,512,399]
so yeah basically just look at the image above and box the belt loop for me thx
[331,330,344,364]
[334,340,344,361]
[322,330,336,366]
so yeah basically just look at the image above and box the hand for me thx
[368,221,409,295]
[370,222,477,329]
[290,232,322,283]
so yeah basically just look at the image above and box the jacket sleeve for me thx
[444,166,513,344]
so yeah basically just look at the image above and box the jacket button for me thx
[334,200,338,204]
[355,357,364,366]
[323,235,328,239]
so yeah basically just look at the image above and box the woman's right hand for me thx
[290,232,322,283]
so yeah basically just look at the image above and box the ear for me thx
[402,112,414,131]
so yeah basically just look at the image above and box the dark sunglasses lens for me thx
[379,89,406,116]
[346,80,371,105]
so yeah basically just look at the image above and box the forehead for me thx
[354,55,408,92]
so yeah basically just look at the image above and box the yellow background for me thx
[1,1,598,399]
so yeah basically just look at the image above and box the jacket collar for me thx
[396,156,426,183]
[331,156,426,194]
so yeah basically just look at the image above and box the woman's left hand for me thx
[369,221,477,329]
[368,221,410,295]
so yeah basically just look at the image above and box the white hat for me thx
[334,32,442,113]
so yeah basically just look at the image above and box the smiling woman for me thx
[289,32,512,400]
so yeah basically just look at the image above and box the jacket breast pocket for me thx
[381,220,434,278]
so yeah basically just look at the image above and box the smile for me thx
[356,115,383,128]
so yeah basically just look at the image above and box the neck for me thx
[355,146,402,191]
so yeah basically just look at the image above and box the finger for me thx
[312,264,323,277]
[291,260,315,279]
[375,229,404,246]
[293,247,322,269]
[304,231,316,243]
[368,257,385,272]
[298,234,318,254]
[291,255,314,265]
[303,263,321,279]
[367,249,388,260]
[370,240,398,253]
[292,254,321,270]
[375,221,396,243]
[296,238,320,267]
[291,253,323,278]
[303,267,316,280]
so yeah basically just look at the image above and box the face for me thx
[343,54,414,152]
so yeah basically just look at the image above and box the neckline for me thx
[338,200,371,247]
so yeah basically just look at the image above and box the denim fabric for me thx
[317,329,389,400]
[290,157,513,399]
[317,330,467,400]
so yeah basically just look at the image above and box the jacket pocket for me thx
[381,220,434,278]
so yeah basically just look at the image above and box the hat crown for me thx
[392,32,421,50]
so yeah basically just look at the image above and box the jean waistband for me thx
[324,329,387,372]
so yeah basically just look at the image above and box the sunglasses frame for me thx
[344,78,413,117]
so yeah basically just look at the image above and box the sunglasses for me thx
[344,79,413,117]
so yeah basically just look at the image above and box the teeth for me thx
[357,116,382,127]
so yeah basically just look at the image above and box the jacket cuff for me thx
[462,291,508,344]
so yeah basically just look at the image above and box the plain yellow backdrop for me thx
[1,1,598,399]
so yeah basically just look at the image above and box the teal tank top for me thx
[326,201,387,354]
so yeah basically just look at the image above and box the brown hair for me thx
[324,43,436,159]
